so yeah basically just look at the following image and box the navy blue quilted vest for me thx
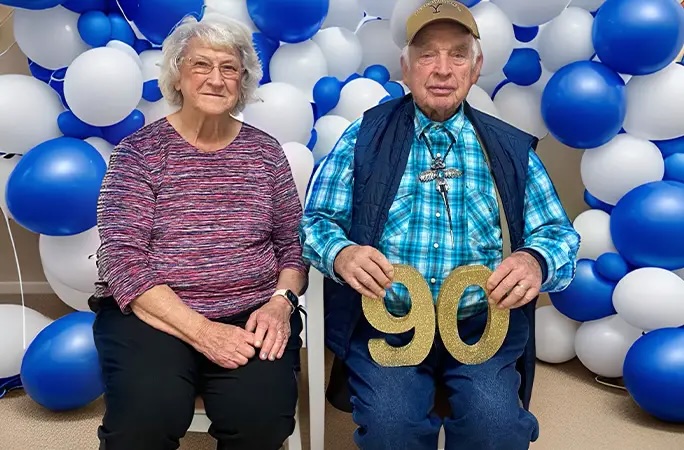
[323,95,539,409]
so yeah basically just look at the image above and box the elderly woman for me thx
[89,16,308,450]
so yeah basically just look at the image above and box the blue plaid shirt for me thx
[300,104,580,318]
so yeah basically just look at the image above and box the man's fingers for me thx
[362,261,393,290]
[369,249,395,280]
[355,267,388,298]
[349,274,386,299]
[486,260,514,294]
[488,272,519,304]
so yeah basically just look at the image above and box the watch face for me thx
[286,290,299,306]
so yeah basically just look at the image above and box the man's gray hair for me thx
[158,15,263,114]
[401,33,482,68]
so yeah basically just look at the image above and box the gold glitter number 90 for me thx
[361,264,510,367]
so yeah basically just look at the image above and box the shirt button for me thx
[430,278,436,284]
[436,212,441,218]
[433,243,439,249]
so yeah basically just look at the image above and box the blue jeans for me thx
[345,308,539,450]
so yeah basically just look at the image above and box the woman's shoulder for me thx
[117,118,172,155]
[238,121,283,154]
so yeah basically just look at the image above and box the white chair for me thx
[189,266,327,450]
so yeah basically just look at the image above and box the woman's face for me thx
[175,37,242,116]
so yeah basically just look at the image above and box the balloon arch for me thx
[0,0,683,423]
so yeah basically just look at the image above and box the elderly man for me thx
[300,1,580,449]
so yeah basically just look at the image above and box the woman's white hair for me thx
[158,15,263,114]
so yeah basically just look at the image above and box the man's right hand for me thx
[333,245,395,299]
[195,321,257,369]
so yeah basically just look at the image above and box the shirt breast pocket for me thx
[465,185,502,253]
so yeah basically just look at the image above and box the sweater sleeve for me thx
[96,141,158,313]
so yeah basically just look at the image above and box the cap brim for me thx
[407,17,480,44]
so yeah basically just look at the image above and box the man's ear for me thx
[471,53,483,84]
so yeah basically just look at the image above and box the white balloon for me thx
[312,115,351,162]
[569,0,604,11]
[0,304,53,378]
[530,65,554,93]
[64,47,144,127]
[358,0,396,18]
[535,305,581,363]
[491,0,572,27]
[537,7,595,73]
[493,84,548,138]
[471,2,515,76]
[580,134,664,206]
[356,19,403,80]
[13,6,90,70]
[269,41,328,101]
[574,315,643,378]
[466,84,500,118]
[675,267,684,281]
[203,0,257,31]
[613,268,684,331]
[44,269,93,312]
[39,226,101,293]
[242,82,314,145]
[476,70,506,96]
[106,40,143,70]
[85,137,114,167]
[389,0,424,48]
[623,63,684,141]
[312,27,363,80]
[139,50,163,82]
[282,142,315,206]
[322,0,365,31]
[329,78,389,121]
[137,98,179,125]
[0,153,21,219]
[0,75,64,154]
[572,209,616,260]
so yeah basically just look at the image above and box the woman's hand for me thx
[245,296,292,361]
[195,322,257,369]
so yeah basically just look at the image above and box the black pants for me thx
[91,296,302,450]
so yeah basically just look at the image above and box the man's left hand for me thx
[486,251,542,310]
[245,296,292,361]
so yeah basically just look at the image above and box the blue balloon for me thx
[133,38,153,54]
[78,10,112,47]
[112,0,138,19]
[247,0,329,43]
[384,81,405,99]
[58,111,102,139]
[592,0,684,76]
[549,259,617,322]
[664,154,684,183]
[491,79,510,100]
[142,79,163,102]
[459,0,481,6]
[0,0,64,8]
[541,61,626,149]
[313,76,342,117]
[21,312,103,412]
[364,64,391,85]
[623,327,684,423]
[344,73,362,85]
[63,0,106,13]
[6,138,107,236]
[133,0,204,45]
[108,12,135,46]
[584,189,613,214]
[513,25,538,43]
[27,59,55,83]
[252,32,279,84]
[307,128,318,151]
[653,135,684,158]
[610,181,684,270]
[101,109,145,145]
[503,48,542,87]
[595,252,629,282]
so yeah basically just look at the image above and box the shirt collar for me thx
[413,102,466,142]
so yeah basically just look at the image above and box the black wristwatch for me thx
[272,289,299,314]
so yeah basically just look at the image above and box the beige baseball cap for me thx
[406,0,480,44]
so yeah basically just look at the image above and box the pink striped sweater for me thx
[94,118,308,318]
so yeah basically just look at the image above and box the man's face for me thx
[402,21,483,121]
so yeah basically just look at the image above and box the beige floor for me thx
[1,295,683,449]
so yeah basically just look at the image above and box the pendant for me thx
[418,157,461,248]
